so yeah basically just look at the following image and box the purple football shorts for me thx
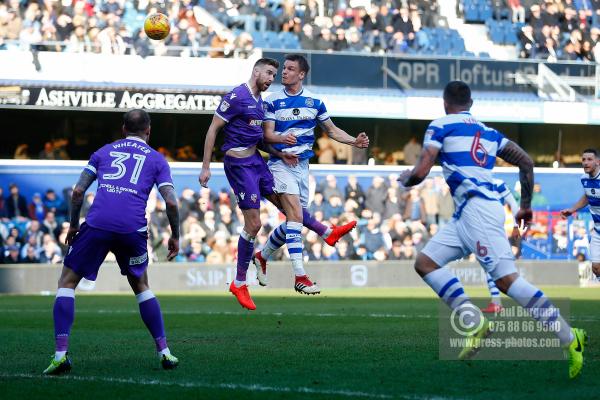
[63,222,149,281]
[223,151,275,209]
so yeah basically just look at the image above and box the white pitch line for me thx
[0,372,402,399]
[0,308,436,319]
[1,309,598,322]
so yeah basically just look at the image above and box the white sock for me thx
[159,347,171,356]
[54,351,67,361]
[423,268,482,330]
[286,221,305,276]
[262,223,286,260]
[507,276,573,346]
[136,289,155,303]
[234,279,245,287]
[486,274,502,305]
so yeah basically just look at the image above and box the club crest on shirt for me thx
[220,100,230,112]
[305,97,314,107]
[251,194,257,203]
[239,192,245,200]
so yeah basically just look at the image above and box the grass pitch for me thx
[0,287,598,400]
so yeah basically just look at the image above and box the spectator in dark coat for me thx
[365,176,387,216]
[6,183,28,220]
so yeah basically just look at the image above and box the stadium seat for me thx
[464,5,479,22]
[504,28,518,45]
[479,5,493,21]
[490,27,503,43]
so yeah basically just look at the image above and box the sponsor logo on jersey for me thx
[249,119,263,126]
[292,108,300,116]
[129,253,148,266]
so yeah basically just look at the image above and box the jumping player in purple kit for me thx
[199,58,355,310]
[43,109,181,375]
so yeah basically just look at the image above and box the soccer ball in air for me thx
[144,13,170,40]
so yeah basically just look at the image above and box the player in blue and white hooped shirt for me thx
[480,178,520,314]
[398,81,585,379]
[561,148,600,281]
[260,54,369,295]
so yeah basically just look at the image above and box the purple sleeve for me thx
[155,156,174,189]
[215,91,241,123]
[84,151,100,176]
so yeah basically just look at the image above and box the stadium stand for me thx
[1,0,598,60]
[0,169,595,265]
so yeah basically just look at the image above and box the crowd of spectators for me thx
[0,175,463,264]
[0,0,445,57]
[0,173,594,265]
[514,0,600,62]
[14,139,71,160]
[2,0,599,61]
[0,183,70,264]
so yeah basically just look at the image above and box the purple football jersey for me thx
[84,136,173,233]
[215,83,265,152]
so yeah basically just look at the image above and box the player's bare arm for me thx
[560,194,589,218]
[263,120,296,145]
[199,115,227,187]
[497,140,534,225]
[259,141,299,167]
[158,184,180,261]
[319,119,369,148]
[66,170,96,245]
[398,145,440,187]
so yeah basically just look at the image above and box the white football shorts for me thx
[421,196,517,280]
[268,158,310,208]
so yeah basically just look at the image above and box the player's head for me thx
[443,81,473,114]
[282,54,309,87]
[582,148,599,175]
[123,109,151,141]
[252,58,279,92]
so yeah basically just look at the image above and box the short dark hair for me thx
[285,54,310,74]
[123,109,151,135]
[443,81,472,106]
[253,58,279,70]
[582,148,598,157]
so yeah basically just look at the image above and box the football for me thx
[144,13,170,40]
